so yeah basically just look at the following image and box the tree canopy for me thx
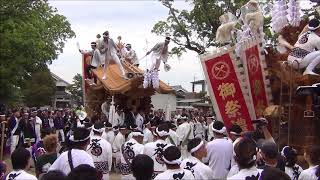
[67,73,83,106]
[0,0,75,106]
[152,0,247,56]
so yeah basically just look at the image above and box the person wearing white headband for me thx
[99,31,128,80]
[144,123,171,177]
[229,124,242,142]
[49,127,94,175]
[143,120,154,144]
[154,145,194,180]
[146,36,171,71]
[101,121,115,145]
[166,122,179,147]
[86,122,112,180]
[119,130,144,180]
[287,18,320,75]
[207,120,233,179]
[176,115,194,159]
[227,138,261,180]
[180,138,213,180]
[112,125,127,170]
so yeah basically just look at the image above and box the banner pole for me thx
[0,121,6,161]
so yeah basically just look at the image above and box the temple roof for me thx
[91,62,172,94]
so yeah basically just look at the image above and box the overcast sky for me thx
[48,1,204,92]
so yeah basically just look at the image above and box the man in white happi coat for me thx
[99,31,127,80]
[206,121,233,179]
[166,122,179,147]
[146,36,170,71]
[112,125,127,169]
[154,145,195,180]
[135,107,144,131]
[86,122,112,180]
[181,138,213,180]
[143,123,171,177]
[143,120,154,144]
[30,111,42,143]
[206,116,215,141]
[124,44,139,66]
[79,42,103,85]
[119,130,144,180]
[101,122,115,145]
[176,116,194,159]
[287,18,320,75]
[49,127,94,175]
[193,116,206,139]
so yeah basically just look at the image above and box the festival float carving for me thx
[203,0,319,149]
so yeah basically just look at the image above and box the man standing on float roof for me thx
[99,31,127,80]
[146,36,170,71]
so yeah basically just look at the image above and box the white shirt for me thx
[181,156,213,180]
[144,139,170,172]
[294,31,320,52]
[194,121,206,138]
[155,168,195,180]
[112,132,125,154]
[207,138,233,179]
[34,116,42,142]
[102,130,115,145]
[143,128,154,144]
[49,149,95,175]
[120,138,144,175]
[208,122,214,141]
[86,135,113,174]
[176,122,193,146]
[227,166,262,180]
[285,164,303,180]
[298,165,319,180]
[135,113,144,131]
[5,170,37,180]
[166,129,179,146]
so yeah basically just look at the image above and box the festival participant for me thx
[135,107,144,131]
[119,130,144,180]
[206,116,215,141]
[41,110,51,130]
[53,110,65,143]
[180,138,213,179]
[86,122,112,180]
[20,112,35,148]
[116,36,125,58]
[146,36,170,71]
[40,171,67,180]
[79,42,102,85]
[281,146,303,180]
[31,110,42,143]
[227,138,261,180]
[176,116,193,159]
[49,127,94,175]
[166,122,179,146]
[67,164,99,180]
[258,141,285,171]
[6,148,37,180]
[260,167,291,180]
[299,145,320,180]
[154,145,194,180]
[101,122,115,145]
[112,125,127,169]
[229,124,243,142]
[31,128,54,165]
[193,116,206,139]
[287,18,320,75]
[8,109,21,154]
[125,107,136,127]
[99,31,127,80]
[143,120,154,144]
[132,154,154,180]
[144,123,171,177]
[206,120,233,179]
[35,134,58,178]
[124,44,138,66]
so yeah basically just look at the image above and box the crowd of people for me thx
[0,106,319,180]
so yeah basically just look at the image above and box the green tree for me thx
[67,74,83,105]
[0,0,75,106]
[152,0,247,56]
[22,67,56,107]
